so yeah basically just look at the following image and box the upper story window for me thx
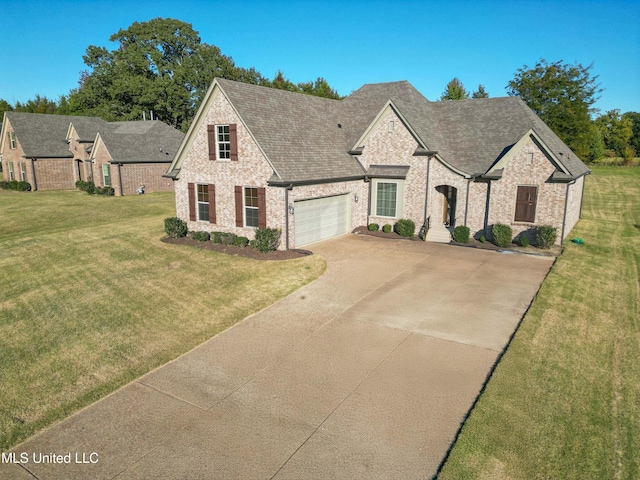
[9,132,16,149]
[207,124,237,161]
[217,125,231,159]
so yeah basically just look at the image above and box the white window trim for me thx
[8,162,15,181]
[216,125,230,160]
[9,132,16,149]
[102,164,111,187]
[20,162,26,181]
[196,184,209,222]
[244,186,259,228]
[371,178,404,218]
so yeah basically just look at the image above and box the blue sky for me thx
[1,0,639,114]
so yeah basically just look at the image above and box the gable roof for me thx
[3,112,84,158]
[169,78,589,184]
[92,120,184,164]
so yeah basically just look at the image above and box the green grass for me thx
[0,190,325,450]
[438,166,640,479]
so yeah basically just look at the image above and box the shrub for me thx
[536,225,557,249]
[189,231,210,242]
[492,223,513,248]
[394,219,415,238]
[520,235,530,247]
[0,180,10,189]
[9,180,19,190]
[368,223,379,232]
[15,181,31,191]
[252,228,281,253]
[233,236,249,248]
[164,217,188,238]
[248,239,257,250]
[95,186,114,196]
[211,232,224,244]
[479,235,486,243]
[453,225,470,243]
[219,233,237,245]
[382,224,392,233]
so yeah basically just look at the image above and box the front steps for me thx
[426,223,451,243]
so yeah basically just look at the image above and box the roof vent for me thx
[337,123,342,128]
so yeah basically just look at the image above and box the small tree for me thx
[440,78,470,101]
[472,84,489,98]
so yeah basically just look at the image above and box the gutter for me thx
[268,175,365,188]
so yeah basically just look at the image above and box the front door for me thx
[442,186,457,226]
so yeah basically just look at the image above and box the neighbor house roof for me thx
[169,78,589,183]
[93,120,184,164]
[4,112,81,158]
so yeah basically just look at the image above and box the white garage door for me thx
[294,194,350,247]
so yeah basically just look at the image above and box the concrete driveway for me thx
[1,234,554,480]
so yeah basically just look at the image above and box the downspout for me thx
[30,158,37,191]
[560,178,577,244]
[579,172,589,219]
[464,177,471,226]
[285,184,293,250]
[483,180,492,234]
[117,163,123,196]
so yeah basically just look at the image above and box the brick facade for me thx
[175,87,585,249]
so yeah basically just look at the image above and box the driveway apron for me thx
[1,234,554,480]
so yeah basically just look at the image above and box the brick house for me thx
[165,78,590,249]
[1,112,183,195]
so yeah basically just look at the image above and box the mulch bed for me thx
[353,227,562,257]
[161,236,313,261]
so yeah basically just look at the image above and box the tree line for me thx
[1,19,637,163]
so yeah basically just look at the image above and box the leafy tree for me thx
[595,110,633,157]
[268,70,299,93]
[298,77,342,100]
[14,94,58,114]
[506,59,603,160]
[68,18,263,131]
[622,111,640,153]
[472,84,489,98]
[440,78,469,100]
[0,99,13,116]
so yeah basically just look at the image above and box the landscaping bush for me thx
[536,225,557,249]
[189,231,210,242]
[479,235,486,243]
[76,180,97,194]
[95,186,114,196]
[219,232,237,245]
[382,224,392,233]
[164,217,188,238]
[248,239,257,250]
[252,228,281,253]
[521,235,530,247]
[453,225,470,243]
[368,223,379,232]
[233,236,249,248]
[394,219,416,238]
[492,223,513,248]
[1,180,30,191]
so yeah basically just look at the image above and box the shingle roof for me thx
[5,112,81,157]
[96,120,184,163]
[216,78,363,183]
[185,78,590,182]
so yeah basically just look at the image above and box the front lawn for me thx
[0,190,325,450]
[438,166,640,479]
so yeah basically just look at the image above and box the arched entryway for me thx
[435,185,457,227]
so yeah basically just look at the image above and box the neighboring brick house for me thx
[1,112,183,195]
[165,78,590,249]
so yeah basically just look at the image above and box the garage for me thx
[294,194,350,247]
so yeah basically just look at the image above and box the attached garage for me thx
[294,194,350,247]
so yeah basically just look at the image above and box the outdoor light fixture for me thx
[288,203,294,214]
[354,193,359,202]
